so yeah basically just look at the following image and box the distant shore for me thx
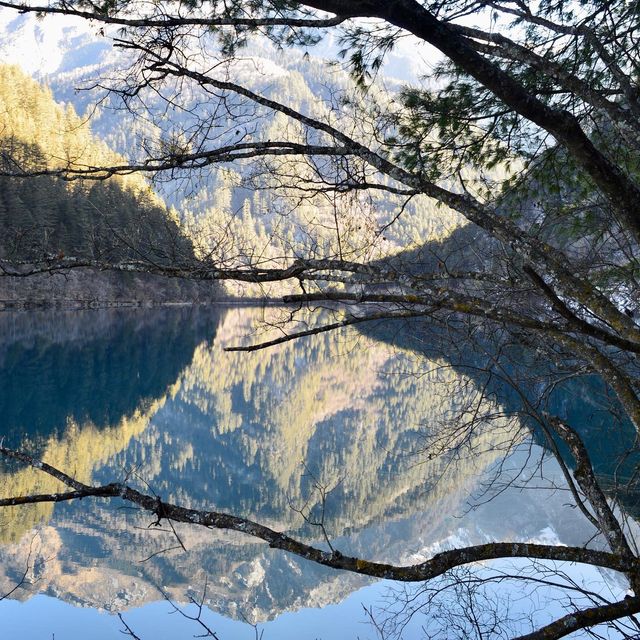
[0,296,285,311]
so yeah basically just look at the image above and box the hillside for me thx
[0,17,467,284]
[0,65,221,306]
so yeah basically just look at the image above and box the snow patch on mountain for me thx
[0,12,109,77]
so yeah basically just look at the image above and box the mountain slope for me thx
[0,15,466,277]
[0,64,221,305]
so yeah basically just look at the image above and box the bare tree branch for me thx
[0,445,636,584]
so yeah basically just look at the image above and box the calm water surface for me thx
[0,306,632,638]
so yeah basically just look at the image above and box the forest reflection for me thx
[0,306,620,623]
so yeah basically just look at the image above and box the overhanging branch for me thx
[0,1,348,29]
[0,445,636,583]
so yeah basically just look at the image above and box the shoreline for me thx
[0,297,285,311]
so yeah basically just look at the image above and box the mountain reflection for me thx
[0,307,221,543]
[0,306,605,624]
[0,307,222,442]
[361,316,640,515]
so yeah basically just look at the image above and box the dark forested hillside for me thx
[0,65,191,264]
[0,171,193,263]
[0,65,219,304]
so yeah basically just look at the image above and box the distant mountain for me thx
[0,13,465,287]
[0,11,110,76]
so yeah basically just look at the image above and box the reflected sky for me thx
[0,581,423,640]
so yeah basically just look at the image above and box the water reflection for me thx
[0,306,628,635]
[0,307,222,442]
[363,316,640,515]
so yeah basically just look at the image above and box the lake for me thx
[0,306,633,639]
